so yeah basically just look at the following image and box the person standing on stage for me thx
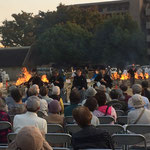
[128,64,137,87]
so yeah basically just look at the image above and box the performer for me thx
[94,67,112,89]
[128,64,137,87]
[49,70,64,89]
[28,68,43,88]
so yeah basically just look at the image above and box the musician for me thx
[94,67,112,89]
[49,70,64,89]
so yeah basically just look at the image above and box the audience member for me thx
[94,92,117,122]
[50,86,61,101]
[120,84,131,103]
[8,126,52,150]
[141,81,150,101]
[13,96,47,134]
[40,86,53,104]
[44,100,64,126]
[84,97,100,126]
[128,84,149,110]
[72,106,113,150]
[0,98,11,143]
[8,88,26,115]
[29,84,48,116]
[64,89,81,116]
[128,94,150,146]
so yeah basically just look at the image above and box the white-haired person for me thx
[13,96,47,134]
[28,84,48,116]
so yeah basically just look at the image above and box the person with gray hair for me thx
[28,84,48,116]
[13,96,47,134]
[128,84,149,111]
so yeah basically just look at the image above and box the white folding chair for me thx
[112,134,147,150]
[47,124,64,133]
[96,124,124,135]
[7,133,17,144]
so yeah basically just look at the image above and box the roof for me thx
[0,46,30,67]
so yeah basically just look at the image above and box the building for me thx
[0,46,30,80]
[73,0,150,54]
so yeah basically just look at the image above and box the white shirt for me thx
[13,111,47,134]
[39,98,48,116]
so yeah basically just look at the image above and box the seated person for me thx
[8,88,26,115]
[8,126,52,150]
[141,81,150,101]
[128,94,150,146]
[84,97,100,126]
[0,98,11,144]
[13,96,47,134]
[72,106,113,150]
[64,89,81,117]
[44,100,64,126]
[93,91,117,122]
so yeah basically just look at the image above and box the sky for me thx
[0,0,117,24]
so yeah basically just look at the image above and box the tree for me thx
[33,22,93,65]
[0,11,35,47]
[92,14,147,67]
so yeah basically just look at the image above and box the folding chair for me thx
[53,147,70,150]
[47,124,64,133]
[117,116,127,125]
[45,133,71,147]
[116,110,125,117]
[9,115,15,123]
[64,116,75,124]
[65,124,81,134]
[7,133,17,144]
[0,121,12,130]
[63,103,70,109]
[126,124,150,134]
[37,111,45,118]
[0,146,8,150]
[96,124,124,135]
[112,134,147,150]
[98,116,115,124]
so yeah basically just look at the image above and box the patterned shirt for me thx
[0,110,12,143]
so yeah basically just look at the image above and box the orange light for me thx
[41,75,49,83]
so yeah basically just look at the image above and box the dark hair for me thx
[40,86,48,96]
[73,106,92,128]
[95,91,106,106]
[142,81,149,88]
[120,84,128,92]
[84,97,98,112]
[11,88,22,103]
[110,89,119,99]
[70,89,81,104]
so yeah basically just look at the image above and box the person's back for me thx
[141,81,150,101]
[72,106,113,150]
[13,96,47,134]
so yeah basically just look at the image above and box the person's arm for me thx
[111,107,117,122]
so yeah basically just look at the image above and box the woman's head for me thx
[40,86,48,96]
[11,88,22,103]
[73,106,92,128]
[48,100,61,114]
[95,91,106,106]
[70,89,81,104]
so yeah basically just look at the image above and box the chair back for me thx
[0,121,12,130]
[117,116,127,125]
[47,124,63,133]
[46,133,71,147]
[116,110,124,117]
[98,116,115,124]
[0,146,8,150]
[96,124,124,135]
[66,124,81,134]
[64,116,75,124]
[7,133,17,144]
[112,134,147,150]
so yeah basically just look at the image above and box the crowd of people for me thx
[0,67,150,149]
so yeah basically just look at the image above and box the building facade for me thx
[74,0,150,54]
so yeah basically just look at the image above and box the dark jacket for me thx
[49,76,64,89]
[142,89,150,101]
[28,76,43,87]
[72,75,87,90]
[72,125,113,150]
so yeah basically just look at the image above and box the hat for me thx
[26,96,40,112]
[96,85,106,92]
[52,86,60,95]
[86,87,97,97]
[8,126,52,150]
[48,100,61,113]
[128,94,145,108]
[132,84,142,94]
